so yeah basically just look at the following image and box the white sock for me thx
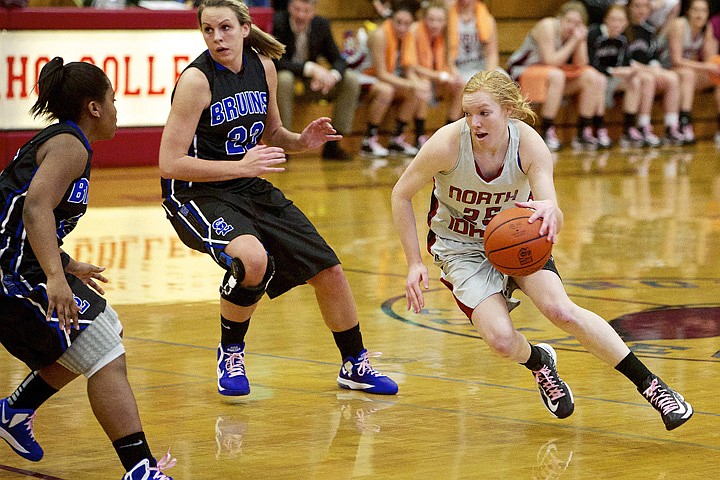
[638,114,651,127]
[664,113,679,127]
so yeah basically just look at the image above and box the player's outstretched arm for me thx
[392,125,458,312]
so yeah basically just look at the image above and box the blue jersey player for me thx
[159,0,398,398]
[0,58,175,479]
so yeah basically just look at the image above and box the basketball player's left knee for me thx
[220,254,275,307]
[543,303,580,328]
[56,305,125,378]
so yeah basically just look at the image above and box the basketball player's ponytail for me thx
[30,57,65,120]
[30,57,111,122]
[246,24,286,60]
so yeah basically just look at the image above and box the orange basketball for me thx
[484,207,552,276]
[709,55,720,86]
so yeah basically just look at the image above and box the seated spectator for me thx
[412,0,465,129]
[667,0,720,144]
[273,0,361,160]
[361,1,432,156]
[447,0,501,82]
[507,1,609,151]
[626,0,685,144]
[643,0,681,67]
[588,4,661,146]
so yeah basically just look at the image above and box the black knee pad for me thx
[219,251,246,282]
[220,255,275,306]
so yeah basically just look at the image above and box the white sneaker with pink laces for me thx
[360,135,389,158]
[543,127,562,152]
[388,134,418,156]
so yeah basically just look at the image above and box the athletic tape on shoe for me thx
[57,305,125,378]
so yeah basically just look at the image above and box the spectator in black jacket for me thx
[588,4,661,146]
[273,0,361,160]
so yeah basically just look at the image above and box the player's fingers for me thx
[92,270,109,283]
[421,271,430,289]
[264,159,286,166]
[409,284,424,313]
[527,209,543,224]
[68,302,80,331]
[87,279,105,295]
[261,146,284,155]
[547,224,558,243]
[56,305,70,333]
[406,285,418,310]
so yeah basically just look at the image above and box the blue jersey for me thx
[0,121,92,286]
[162,48,269,200]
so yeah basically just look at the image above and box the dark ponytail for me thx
[30,57,111,122]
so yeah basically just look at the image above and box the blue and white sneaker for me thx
[337,349,398,395]
[0,398,43,461]
[217,343,250,396]
[123,451,176,480]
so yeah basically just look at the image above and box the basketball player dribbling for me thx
[391,70,692,430]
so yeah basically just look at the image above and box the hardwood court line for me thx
[0,465,65,479]
[380,292,671,339]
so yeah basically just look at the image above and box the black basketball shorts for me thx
[0,270,108,371]
[163,178,340,298]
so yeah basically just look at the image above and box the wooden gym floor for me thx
[1,140,719,479]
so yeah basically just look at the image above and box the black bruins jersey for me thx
[162,48,269,199]
[0,121,93,285]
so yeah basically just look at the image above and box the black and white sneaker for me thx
[639,375,693,431]
[532,344,575,419]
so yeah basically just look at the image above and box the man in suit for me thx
[273,0,361,160]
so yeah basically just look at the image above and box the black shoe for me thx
[639,375,693,430]
[322,141,353,161]
[532,344,575,419]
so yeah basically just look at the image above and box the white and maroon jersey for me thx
[427,119,531,250]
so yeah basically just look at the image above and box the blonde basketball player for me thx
[391,70,692,430]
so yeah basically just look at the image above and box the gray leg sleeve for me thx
[56,305,125,378]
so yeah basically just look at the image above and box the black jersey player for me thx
[0,58,175,479]
[158,0,398,398]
